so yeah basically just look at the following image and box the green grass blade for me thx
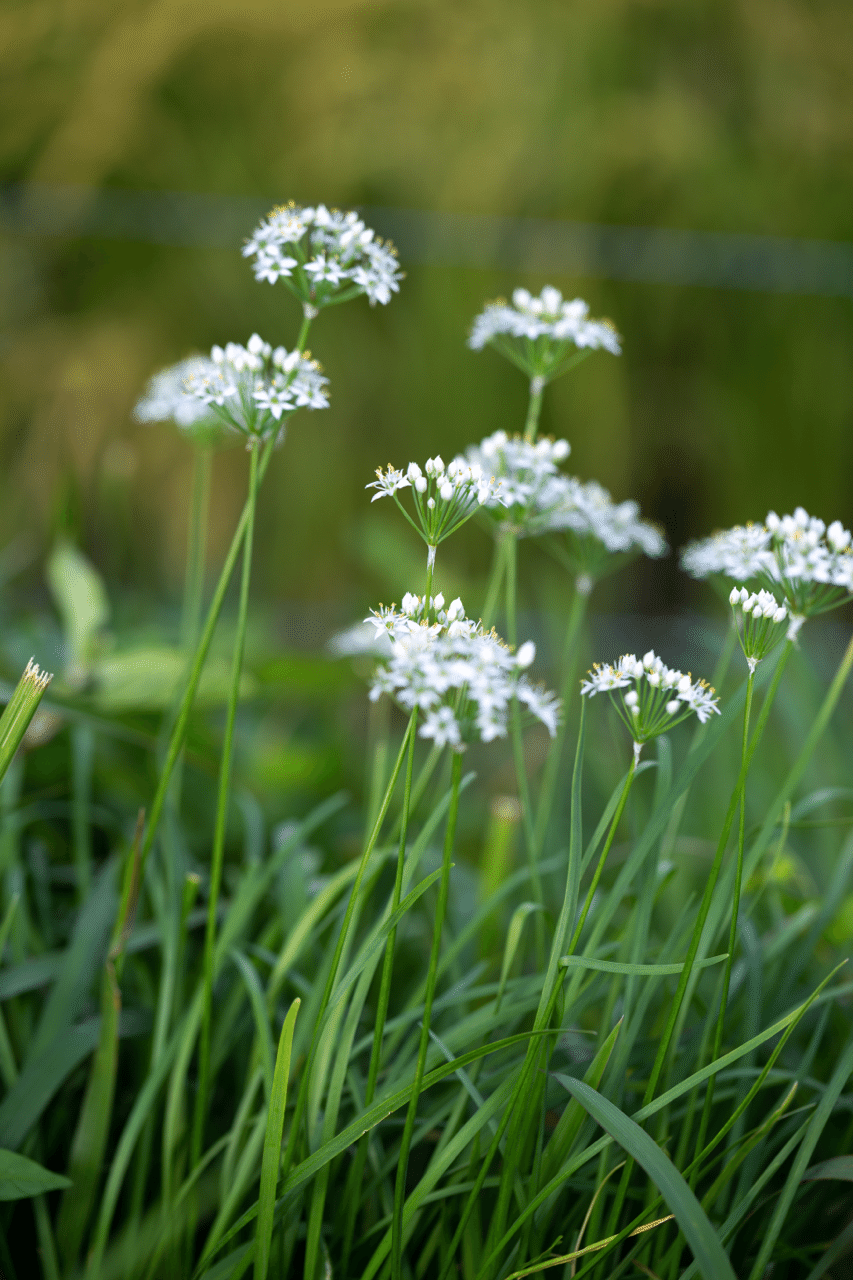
[253,996,300,1280]
[549,1078,737,1280]
[0,659,53,784]
[560,954,728,976]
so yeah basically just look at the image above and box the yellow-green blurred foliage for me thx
[2,0,853,612]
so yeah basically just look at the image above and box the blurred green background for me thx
[2,0,853,622]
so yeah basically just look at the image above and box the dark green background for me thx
[2,0,853,620]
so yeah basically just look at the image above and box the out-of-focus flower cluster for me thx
[729,587,788,670]
[581,649,720,750]
[134,356,225,442]
[367,456,505,551]
[469,287,622,354]
[468,286,621,384]
[363,594,559,749]
[243,203,402,308]
[173,335,328,442]
[681,507,853,624]
[463,431,570,530]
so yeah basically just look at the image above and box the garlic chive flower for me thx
[542,476,668,589]
[242,203,403,310]
[729,587,788,672]
[463,431,571,535]
[681,507,853,637]
[581,650,720,760]
[367,457,505,561]
[180,335,329,444]
[133,356,225,444]
[365,596,559,749]
[468,286,621,386]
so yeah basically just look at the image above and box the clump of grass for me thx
[1,213,852,1280]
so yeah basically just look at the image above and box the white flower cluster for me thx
[134,356,223,437]
[729,587,788,670]
[469,286,621,370]
[463,431,570,528]
[544,477,668,573]
[242,203,402,307]
[581,650,720,748]
[365,595,559,748]
[367,456,505,551]
[179,334,328,441]
[681,507,853,621]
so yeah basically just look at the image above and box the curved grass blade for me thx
[551,1078,737,1280]
[0,1148,71,1200]
[560,954,728,977]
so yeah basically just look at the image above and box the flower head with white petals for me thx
[681,507,853,632]
[243,203,403,311]
[581,649,720,757]
[729,587,788,671]
[468,286,621,386]
[367,456,506,560]
[541,476,668,583]
[178,335,328,444]
[463,431,571,535]
[363,595,559,749]
[134,356,226,443]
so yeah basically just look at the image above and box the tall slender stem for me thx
[568,754,636,955]
[192,439,260,1169]
[523,376,545,443]
[391,749,462,1280]
[693,668,755,1171]
[532,584,588,858]
[481,535,506,629]
[181,446,212,651]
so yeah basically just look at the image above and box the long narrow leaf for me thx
[253,997,300,1280]
[554,1078,737,1280]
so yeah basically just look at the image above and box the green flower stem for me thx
[341,710,418,1277]
[181,445,213,651]
[424,544,437,604]
[279,711,418,1182]
[481,534,507,630]
[191,438,261,1171]
[391,748,463,1280]
[71,722,95,904]
[692,667,755,1172]
[523,376,544,443]
[122,435,277,953]
[568,754,637,955]
[532,584,589,859]
[505,531,544,965]
[295,313,313,353]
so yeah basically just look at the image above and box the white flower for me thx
[177,338,329,442]
[681,508,853,622]
[366,456,505,548]
[468,288,622,367]
[731,588,788,668]
[581,649,720,742]
[364,597,559,748]
[464,431,572,531]
[243,203,403,308]
[134,356,223,436]
[544,476,668,573]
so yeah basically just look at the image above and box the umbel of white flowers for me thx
[729,587,788,672]
[365,594,560,749]
[463,430,667,587]
[468,286,621,385]
[367,456,505,565]
[242,203,403,311]
[134,356,224,442]
[681,507,853,637]
[179,335,328,443]
[581,650,720,761]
